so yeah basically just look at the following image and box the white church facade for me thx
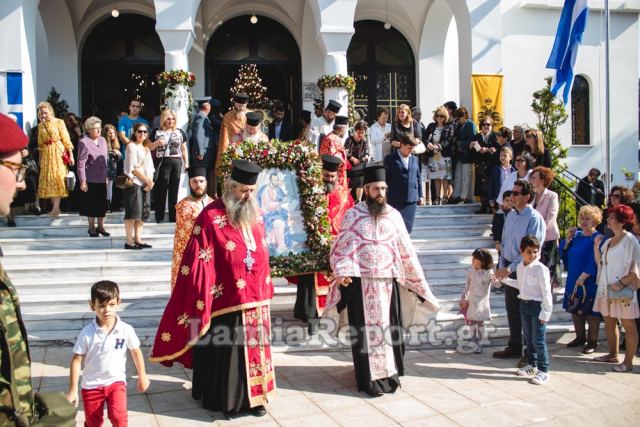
[1,0,639,182]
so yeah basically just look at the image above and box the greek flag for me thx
[0,72,23,127]
[546,0,588,104]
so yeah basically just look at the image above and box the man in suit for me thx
[384,133,424,233]
[190,97,214,167]
[576,167,605,208]
[268,106,293,141]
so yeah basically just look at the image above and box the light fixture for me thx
[250,14,258,24]
[384,22,391,30]
[111,8,119,18]
[384,0,391,29]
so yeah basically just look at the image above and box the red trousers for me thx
[82,381,128,427]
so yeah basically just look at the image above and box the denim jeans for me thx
[520,300,549,372]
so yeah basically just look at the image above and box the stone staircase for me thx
[0,203,572,348]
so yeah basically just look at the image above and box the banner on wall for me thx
[470,74,503,130]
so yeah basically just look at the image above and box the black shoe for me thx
[88,230,99,237]
[30,206,42,216]
[96,228,111,237]
[567,337,586,348]
[583,342,598,354]
[156,219,165,224]
[124,243,142,250]
[250,405,266,417]
[7,218,16,227]
[135,242,152,249]
[448,197,461,204]
[307,321,318,336]
[492,347,522,359]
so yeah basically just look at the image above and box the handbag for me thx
[64,170,76,192]
[567,283,594,315]
[61,150,72,166]
[114,175,134,189]
[601,240,636,303]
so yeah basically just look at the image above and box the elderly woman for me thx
[593,205,640,372]
[368,107,392,161]
[390,104,422,149]
[562,205,603,353]
[36,101,74,217]
[123,122,155,249]
[530,166,561,287]
[424,106,455,205]
[77,116,109,237]
[525,129,551,168]
[150,108,188,223]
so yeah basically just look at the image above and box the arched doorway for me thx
[206,15,301,120]
[81,14,163,123]
[347,20,416,123]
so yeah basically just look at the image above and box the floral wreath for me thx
[220,138,331,277]
[317,74,356,125]
[157,70,196,130]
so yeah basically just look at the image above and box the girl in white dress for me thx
[460,248,495,353]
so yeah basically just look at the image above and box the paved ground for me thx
[32,336,640,427]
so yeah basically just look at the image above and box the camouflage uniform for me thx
[0,262,34,425]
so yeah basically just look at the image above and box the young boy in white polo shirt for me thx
[508,235,553,385]
[65,281,150,425]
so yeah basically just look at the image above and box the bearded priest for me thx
[324,164,440,397]
[150,159,275,417]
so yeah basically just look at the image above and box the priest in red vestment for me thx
[319,115,350,189]
[170,166,212,290]
[293,154,354,334]
[325,164,440,397]
[150,159,275,417]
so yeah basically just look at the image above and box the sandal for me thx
[612,363,633,372]
[594,354,620,363]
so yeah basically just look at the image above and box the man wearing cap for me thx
[215,93,249,179]
[170,166,213,291]
[230,111,269,147]
[293,154,354,333]
[311,100,342,147]
[319,115,350,189]
[151,159,275,417]
[313,98,324,119]
[324,164,439,397]
[190,97,215,168]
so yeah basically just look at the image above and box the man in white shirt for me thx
[310,100,342,149]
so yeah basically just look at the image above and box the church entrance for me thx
[206,15,301,121]
[347,20,416,123]
[81,14,163,124]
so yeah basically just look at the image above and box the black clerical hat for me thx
[321,154,342,172]
[326,100,342,113]
[187,166,207,179]
[246,111,262,126]
[335,116,348,126]
[233,93,249,104]
[363,164,386,185]
[231,160,262,185]
[301,110,311,123]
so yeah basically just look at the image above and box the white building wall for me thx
[300,2,325,112]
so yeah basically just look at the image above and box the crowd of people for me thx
[2,90,640,424]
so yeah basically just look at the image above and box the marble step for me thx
[413,214,492,226]
[1,248,173,266]
[7,261,172,281]
[412,236,495,251]
[0,234,175,251]
[417,249,499,265]
[410,225,492,239]
[4,212,143,227]
[415,203,481,215]
[0,223,176,239]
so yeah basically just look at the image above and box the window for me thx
[571,75,590,145]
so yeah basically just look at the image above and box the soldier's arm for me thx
[65,353,83,407]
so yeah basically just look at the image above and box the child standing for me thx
[460,248,495,354]
[491,190,513,294]
[509,236,553,385]
[65,281,150,426]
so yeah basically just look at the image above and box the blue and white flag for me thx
[0,72,23,127]
[546,0,588,104]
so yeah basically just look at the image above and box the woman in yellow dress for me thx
[36,101,75,216]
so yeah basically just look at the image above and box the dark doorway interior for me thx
[81,14,163,124]
[347,20,416,124]
[206,15,301,121]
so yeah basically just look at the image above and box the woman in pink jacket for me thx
[530,166,561,287]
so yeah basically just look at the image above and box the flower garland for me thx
[317,74,356,125]
[220,138,331,277]
[157,70,196,130]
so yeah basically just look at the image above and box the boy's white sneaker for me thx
[515,364,538,376]
[530,371,550,385]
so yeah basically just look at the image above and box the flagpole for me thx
[604,0,611,194]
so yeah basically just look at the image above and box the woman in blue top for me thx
[562,205,603,354]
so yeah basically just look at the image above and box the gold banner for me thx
[471,74,504,131]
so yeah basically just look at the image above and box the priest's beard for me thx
[190,187,207,199]
[365,193,387,218]
[323,182,335,194]
[223,192,260,229]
